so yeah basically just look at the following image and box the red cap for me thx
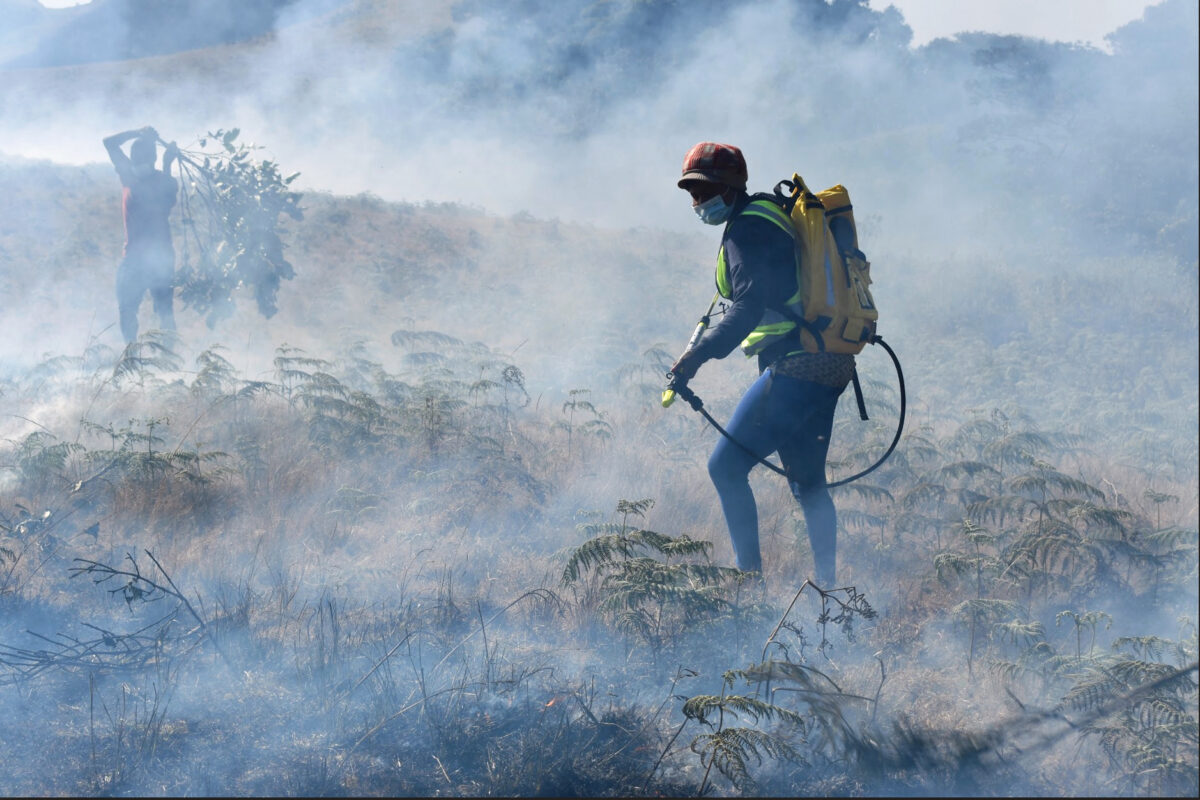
[678,142,747,190]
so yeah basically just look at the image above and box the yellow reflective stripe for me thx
[748,321,796,337]
[740,200,794,238]
[740,321,798,356]
[716,246,732,298]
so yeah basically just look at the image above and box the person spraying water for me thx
[664,142,903,588]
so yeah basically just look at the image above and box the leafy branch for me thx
[173,128,303,327]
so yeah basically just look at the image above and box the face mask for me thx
[694,192,733,225]
[132,163,154,178]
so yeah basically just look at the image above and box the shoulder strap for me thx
[734,195,794,238]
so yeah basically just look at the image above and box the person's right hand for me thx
[669,350,702,384]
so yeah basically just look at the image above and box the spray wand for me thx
[662,292,719,408]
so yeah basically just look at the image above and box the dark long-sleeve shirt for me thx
[689,193,800,366]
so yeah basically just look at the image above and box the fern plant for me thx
[110,330,184,388]
[1060,627,1199,796]
[560,498,744,654]
[553,389,612,462]
[14,430,84,497]
[1055,608,1112,662]
[669,584,881,795]
[933,518,1012,676]
[683,672,809,795]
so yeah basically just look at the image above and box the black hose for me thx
[671,335,906,488]
[828,335,905,488]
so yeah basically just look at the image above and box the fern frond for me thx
[934,551,999,581]
[1112,637,1171,662]
[737,660,846,696]
[683,693,806,727]
[839,509,886,530]
[982,430,1051,465]
[1144,527,1198,551]
[939,460,1003,482]
[952,598,1024,623]
[626,528,674,554]
[691,727,803,791]
[901,482,947,509]
[616,498,655,517]
[967,494,1035,525]
[992,618,1045,646]
[836,483,895,504]
[112,332,183,381]
[389,329,463,349]
[560,533,633,584]
[655,534,712,559]
[611,607,654,641]
[952,488,989,509]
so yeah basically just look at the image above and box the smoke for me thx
[5,0,306,68]
[0,0,1194,487]
[2,0,1194,427]
[0,0,1196,794]
[2,0,1193,247]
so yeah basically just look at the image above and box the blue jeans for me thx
[707,368,844,584]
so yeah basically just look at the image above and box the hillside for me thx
[2,155,1194,477]
[0,155,1195,796]
[0,0,1196,795]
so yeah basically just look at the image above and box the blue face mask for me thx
[694,192,733,225]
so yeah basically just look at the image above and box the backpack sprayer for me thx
[661,306,906,489]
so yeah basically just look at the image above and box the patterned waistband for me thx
[768,351,856,388]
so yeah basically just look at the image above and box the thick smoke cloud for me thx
[2,0,1195,251]
[4,0,305,67]
[0,0,1195,464]
[0,2,1196,795]
[2,0,1194,397]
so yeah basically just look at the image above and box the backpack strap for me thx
[773,179,800,214]
[738,198,794,236]
[851,367,869,421]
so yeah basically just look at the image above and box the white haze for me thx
[0,1,1196,792]
[0,0,1194,362]
[0,0,1195,464]
[0,0,1189,236]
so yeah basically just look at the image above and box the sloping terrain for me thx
[0,0,1195,796]
[0,153,1195,797]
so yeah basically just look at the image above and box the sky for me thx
[866,0,1164,49]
